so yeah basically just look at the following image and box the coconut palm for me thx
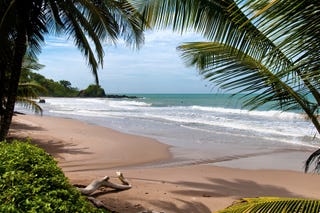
[0,0,145,140]
[139,0,320,172]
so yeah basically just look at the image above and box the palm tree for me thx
[0,0,145,140]
[139,0,320,172]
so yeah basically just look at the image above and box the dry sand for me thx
[9,114,320,213]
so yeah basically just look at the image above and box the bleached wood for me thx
[79,172,131,195]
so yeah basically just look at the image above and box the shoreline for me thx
[9,114,320,213]
[10,114,172,171]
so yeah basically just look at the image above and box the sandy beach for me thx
[9,114,320,213]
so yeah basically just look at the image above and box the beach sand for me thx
[9,114,320,213]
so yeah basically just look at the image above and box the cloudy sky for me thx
[38,30,216,94]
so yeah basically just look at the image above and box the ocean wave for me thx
[41,97,317,148]
[108,100,152,109]
[190,106,304,120]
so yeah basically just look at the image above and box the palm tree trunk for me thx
[0,28,27,141]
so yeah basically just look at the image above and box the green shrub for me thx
[0,140,106,212]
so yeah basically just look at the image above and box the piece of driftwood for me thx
[79,171,131,195]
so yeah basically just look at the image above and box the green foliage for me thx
[20,70,79,97]
[79,84,106,97]
[216,197,320,213]
[0,140,106,212]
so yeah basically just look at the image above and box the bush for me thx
[0,140,105,212]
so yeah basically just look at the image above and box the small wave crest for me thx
[191,106,304,120]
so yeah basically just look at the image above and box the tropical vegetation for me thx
[79,84,107,97]
[21,69,79,97]
[0,140,106,212]
[0,0,144,140]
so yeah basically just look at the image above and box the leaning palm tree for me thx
[0,0,145,140]
[139,0,320,172]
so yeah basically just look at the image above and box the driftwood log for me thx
[78,171,131,195]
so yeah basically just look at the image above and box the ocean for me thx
[17,94,320,169]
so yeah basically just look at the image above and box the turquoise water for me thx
[130,93,289,111]
[17,93,319,169]
[132,94,244,108]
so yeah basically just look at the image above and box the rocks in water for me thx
[39,99,46,103]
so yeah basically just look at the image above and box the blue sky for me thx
[38,30,216,94]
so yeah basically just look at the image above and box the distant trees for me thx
[59,80,73,90]
[22,71,79,97]
[79,85,106,97]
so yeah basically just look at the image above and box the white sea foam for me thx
[191,105,304,120]
[37,97,318,149]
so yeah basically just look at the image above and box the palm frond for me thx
[178,42,315,113]
[21,55,45,72]
[16,97,42,115]
[216,197,320,213]
[18,82,48,98]
[139,0,292,70]
[235,0,320,105]
[58,0,101,84]
[305,149,320,173]
[101,0,145,48]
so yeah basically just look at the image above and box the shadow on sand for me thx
[9,120,92,159]
[171,177,304,199]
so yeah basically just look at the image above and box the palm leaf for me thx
[15,82,46,115]
[235,0,320,103]
[305,149,320,173]
[216,197,320,213]
[18,82,48,98]
[178,42,316,113]
[139,0,320,106]
[15,97,42,115]
[139,0,292,70]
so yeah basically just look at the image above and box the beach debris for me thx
[78,171,131,195]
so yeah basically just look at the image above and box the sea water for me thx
[16,94,320,168]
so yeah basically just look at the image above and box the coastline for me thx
[9,114,320,213]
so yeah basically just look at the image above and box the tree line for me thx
[21,70,79,97]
